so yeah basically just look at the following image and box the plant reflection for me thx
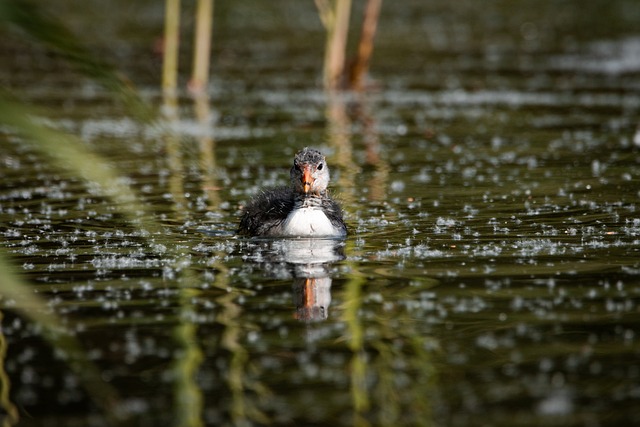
[342,267,370,425]
[0,310,19,427]
[340,252,439,426]
[161,40,205,427]
[215,283,271,425]
[325,78,435,426]
[193,76,221,211]
[326,92,358,205]
[326,91,390,207]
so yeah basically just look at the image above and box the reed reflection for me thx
[0,310,19,427]
[325,92,389,206]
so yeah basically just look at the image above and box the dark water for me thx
[1,1,640,426]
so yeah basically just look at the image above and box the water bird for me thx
[238,148,347,237]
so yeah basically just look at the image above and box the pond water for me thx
[1,1,640,426]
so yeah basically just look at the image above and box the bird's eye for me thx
[317,163,323,170]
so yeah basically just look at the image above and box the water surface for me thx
[1,1,640,426]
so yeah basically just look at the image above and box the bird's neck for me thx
[294,192,326,209]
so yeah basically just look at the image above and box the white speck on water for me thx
[435,217,458,227]
[476,333,499,350]
[91,256,162,270]
[390,180,405,192]
[413,168,432,183]
[412,244,446,258]
[633,128,640,147]
[537,389,574,416]
[591,159,602,176]
[552,36,640,76]
[138,281,154,291]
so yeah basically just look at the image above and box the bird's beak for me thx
[302,164,313,193]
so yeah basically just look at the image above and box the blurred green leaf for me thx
[0,0,155,121]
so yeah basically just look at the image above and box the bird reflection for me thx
[293,276,332,321]
[252,238,345,322]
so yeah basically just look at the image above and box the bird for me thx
[238,148,347,238]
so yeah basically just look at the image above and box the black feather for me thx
[238,186,295,236]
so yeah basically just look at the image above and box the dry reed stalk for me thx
[316,0,352,90]
[162,0,181,103]
[190,0,214,96]
[349,0,381,90]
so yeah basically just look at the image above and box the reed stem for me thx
[163,0,181,102]
[190,0,214,96]
[349,0,381,90]
[319,0,352,90]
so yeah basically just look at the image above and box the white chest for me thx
[281,207,338,237]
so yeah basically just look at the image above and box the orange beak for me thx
[302,165,313,193]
